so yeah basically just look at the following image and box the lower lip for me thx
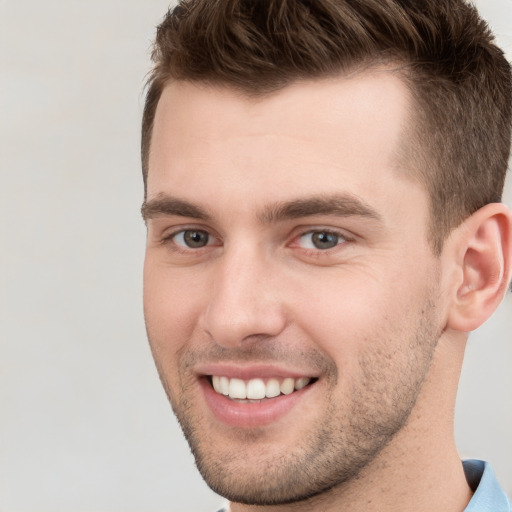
[200,378,314,428]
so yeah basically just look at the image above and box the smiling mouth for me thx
[209,376,317,401]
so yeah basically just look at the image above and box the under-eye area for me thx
[208,376,318,401]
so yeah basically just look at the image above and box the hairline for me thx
[142,63,455,256]
[142,56,407,188]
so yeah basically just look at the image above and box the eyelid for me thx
[288,226,355,254]
[156,223,353,253]
[293,226,352,240]
[173,229,210,248]
[160,225,222,249]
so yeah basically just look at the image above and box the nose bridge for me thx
[201,243,286,346]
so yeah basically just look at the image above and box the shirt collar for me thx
[463,459,511,511]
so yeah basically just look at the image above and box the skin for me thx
[142,71,509,511]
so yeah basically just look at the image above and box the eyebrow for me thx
[258,194,382,224]
[141,193,382,224]
[141,196,211,222]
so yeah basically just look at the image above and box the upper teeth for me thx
[211,376,311,400]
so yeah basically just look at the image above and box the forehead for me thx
[147,71,427,226]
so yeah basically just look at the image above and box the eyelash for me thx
[160,227,353,255]
[160,227,218,252]
[294,229,349,251]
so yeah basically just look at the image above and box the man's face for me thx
[143,73,446,505]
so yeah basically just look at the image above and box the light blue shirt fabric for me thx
[463,459,511,511]
[216,460,510,512]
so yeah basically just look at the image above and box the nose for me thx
[200,247,287,348]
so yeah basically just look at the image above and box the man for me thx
[140,1,512,510]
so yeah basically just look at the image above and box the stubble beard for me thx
[155,297,442,506]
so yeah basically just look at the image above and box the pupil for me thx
[312,232,338,249]
[184,230,208,248]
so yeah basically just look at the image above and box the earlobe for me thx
[447,203,512,333]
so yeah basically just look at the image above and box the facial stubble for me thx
[148,288,441,507]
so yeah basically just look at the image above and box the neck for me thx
[230,333,473,512]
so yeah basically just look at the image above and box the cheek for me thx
[290,263,429,364]
[143,260,205,359]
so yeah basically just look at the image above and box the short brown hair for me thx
[141,0,511,253]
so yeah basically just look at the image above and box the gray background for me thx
[0,1,510,511]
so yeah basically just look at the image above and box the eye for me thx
[173,229,211,248]
[297,230,346,250]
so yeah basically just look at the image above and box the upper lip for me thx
[195,363,318,381]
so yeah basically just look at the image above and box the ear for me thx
[447,203,512,333]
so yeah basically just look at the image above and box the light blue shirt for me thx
[463,460,511,511]
[216,460,510,512]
